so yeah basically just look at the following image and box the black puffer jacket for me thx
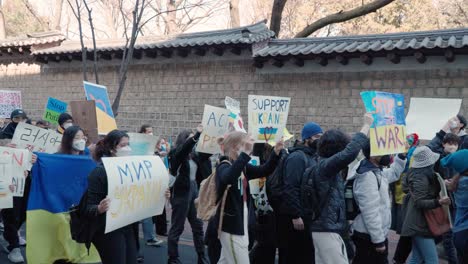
[308,132,368,233]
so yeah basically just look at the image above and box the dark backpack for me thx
[266,149,308,212]
[344,169,381,221]
[69,190,95,254]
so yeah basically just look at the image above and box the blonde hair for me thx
[218,131,248,156]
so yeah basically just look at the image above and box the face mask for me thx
[63,123,73,130]
[444,145,458,154]
[116,146,132,157]
[379,155,392,167]
[72,139,86,151]
[308,139,319,149]
[450,121,458,129]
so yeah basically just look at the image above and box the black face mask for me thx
[308,139,319,150]
[379,155,392,167]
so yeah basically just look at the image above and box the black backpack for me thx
[69,190,95,254]
[266,149,308,212]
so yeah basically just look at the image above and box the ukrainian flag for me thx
[27,153,101,264]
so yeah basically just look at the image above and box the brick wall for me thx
[1,53,467,141]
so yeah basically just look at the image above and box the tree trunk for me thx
[0,8,6,39]
[270,0,288,37]
[295,0,396,38]
[52,0,64,30]
[229,0,240,28]
[165,0,178,34]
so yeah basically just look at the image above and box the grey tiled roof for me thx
[33,21,274,55]
[0,31,65,48]
[253,28,468,57]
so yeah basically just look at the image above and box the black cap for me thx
[10,109,27,120]
[58,113,73,126]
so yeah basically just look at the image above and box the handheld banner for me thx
[43,97,68,125]
[225,96,246,133]
[0,90,22,118]
[196,105,230,154]
[70,100,99,144]
[103,156,169,233]
[127,133,158,156]
[360,91,406,156]
[11,122,62,153]
[248,95,290,143]
[0,147,31,197]
[83,81,117,134]
[0,155,13,208]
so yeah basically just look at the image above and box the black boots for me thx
[197,252,209,264]
[167,256,182,264]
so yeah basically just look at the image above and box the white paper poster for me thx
[0,147,31,197]
[248,95,291,143]
[196,105,230,154]
[103,155,169,233]
[11,122,62,153]
[225,96,246,133]
[0,156,13,209]
[127,133,158,156]
[0,90,22,118]
[406,98,462,140]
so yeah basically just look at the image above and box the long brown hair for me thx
[218,131,248,157]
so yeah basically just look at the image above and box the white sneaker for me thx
[8,248,24,263]
[18,236,26,247]
[145,238,164,247]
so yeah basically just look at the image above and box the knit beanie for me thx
[441,150,468,173]
[301,122,323,141]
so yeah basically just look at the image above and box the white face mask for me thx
[450,121,459,129]
[116,146,132,157]
[72,139,86,151]
[63,123,73,130]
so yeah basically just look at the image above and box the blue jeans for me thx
[408,236,438,264]
[142,217,156,241]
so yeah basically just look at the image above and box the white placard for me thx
[11,122,62,153]
[0,156,13,208]
[127,133,158,156]
[248,95,291,143]
[103,155,169,233]
[196,105,230,154]
[0,147,31,197]
[225,96,246,133]
[406,98,462,140]
[0,90,22,118]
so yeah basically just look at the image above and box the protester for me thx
[215,131,283,264]
[349,139,407,264]
[57,113,74,134]
[401,146,451,264]
[305,113,373,264]
[57,126,87,155]
[278,122,322,264]
[167,125,208,264]
[0,109,37,263]
[84,130,137,264]
[442,150,468,264]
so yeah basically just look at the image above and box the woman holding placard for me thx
[214,132,283,264]
[84,130,136,264]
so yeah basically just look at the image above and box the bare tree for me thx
[230,0,240,27]
[52,0,64,30]
[83,0,99,84]
[270,0,288,36]
[21,0,48,29]
[67,0,88,81]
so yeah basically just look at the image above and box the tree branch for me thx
[270,0,288,37]
[295,0,396,38]
[67,0,87,81]
[83,0,99,84]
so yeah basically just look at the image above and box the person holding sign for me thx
[215,132,284,264]
[83,130,137,264]
[0,109,27,140]
[167,125,209,264]
[57,126,88,155]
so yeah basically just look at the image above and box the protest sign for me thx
[0,155,13,208]
[406,98,462,140]
[43,97,68,125]
[248,95,291,143]
[225,96,246,133]
[103,155,169,233]
[0,90,22,118]
[83,81,117,134]
[0,147,31,197]
[127,133,158,156]
[361,91,406,156]
[196,105,230,154]
[12,122,62,153]
[248,156,261,195]
[70,100,99,144]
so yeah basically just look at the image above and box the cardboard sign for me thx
[43,97,68,125]
[0,155,13,208]
[0,147,31,197]
[361,91,407,156]
[70,101,99,144]
[196,105,230,154]
[225,96,246,133]
[83,81,117,134]
[0,90,22,118]
[127,133,158,156]
[248,95,291,143]
[406,98,462,140]
[11,123,62,153]
[103,156,169,233]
